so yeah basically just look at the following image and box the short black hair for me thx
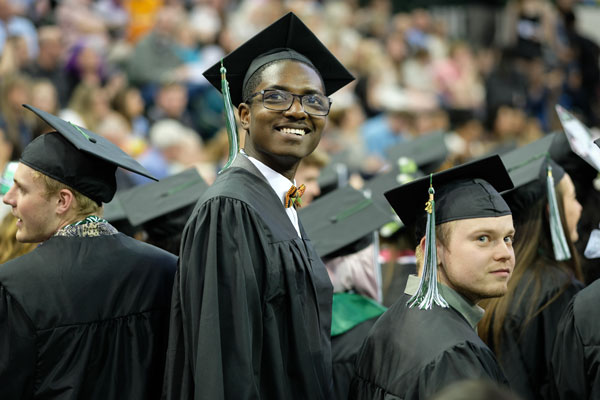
[241,59,325,104]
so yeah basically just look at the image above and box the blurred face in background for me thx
[31,80,59,114]
[294,163,321,205]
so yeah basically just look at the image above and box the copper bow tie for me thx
[285,184,305,209]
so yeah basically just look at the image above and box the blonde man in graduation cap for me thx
[351,155,515,400]
[163,12,354,400]
[0,105,177,399]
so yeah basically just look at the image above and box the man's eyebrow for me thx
[472,228,515,236]
[266,85,324,95]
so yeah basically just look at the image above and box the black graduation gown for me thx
[490,265,583,400]
[0,232,177,399]
[162,156,333,400]
[381,259,417,307]
[332,317,379,400]
[550,278,600,400]
[350,293,507,400]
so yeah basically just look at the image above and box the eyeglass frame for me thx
[243,89,332,116]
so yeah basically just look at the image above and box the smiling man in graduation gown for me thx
[162,12,354,400]
[0,105,177,399]
[350,155,515,400]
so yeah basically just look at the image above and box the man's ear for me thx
[419,236,426,254]
[238,103,251,131]
[436,239,445,267]
[55,188,75,216]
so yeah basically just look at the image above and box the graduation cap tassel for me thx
[219,60,239,173]
[407,175,448,310]
[547,164,571,261]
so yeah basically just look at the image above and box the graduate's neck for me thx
[244,147,299,181]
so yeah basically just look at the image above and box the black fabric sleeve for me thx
[163,197,267,400]
[0,285,37,398]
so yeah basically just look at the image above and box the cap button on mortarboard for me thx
[70,122,97,143]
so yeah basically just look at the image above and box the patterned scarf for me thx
[54,215,118,238]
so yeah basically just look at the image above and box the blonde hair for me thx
[0,214,37,263]
[31,170,102,219]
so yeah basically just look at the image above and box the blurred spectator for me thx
[64,38,109,101]
[294,149,329,206]
[0,0,38,61]
[59,82,111,131]
[402,47,436,93]
[147,81,194,128]
[112,85,150,138]
[0,73,33,157]
[126,5,184,98]
[557,8,600,127]
[433,41,485,110]
[55,0,108,51]
[0,121,15,171]
[361,85,438,162]
[22,25,69,107]
[29,78,59,138]
[0,33,21,75]
[502,0,557,61]
[96,111,170,185]
[484,47,528,130]
[149,118,215,184]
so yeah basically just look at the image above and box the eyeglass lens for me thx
[262,90,329,115]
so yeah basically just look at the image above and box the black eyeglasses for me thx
[244,89,331,116]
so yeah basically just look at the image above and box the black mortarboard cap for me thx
[103,197,127,222]
[102,195,139,237]
[385,131,449,174]
[500,134,565,215]
[316,150,349,196]
[20,104,157,204]
[596,138,600,149]
[299,186,390,258]
[202,12,354,106]
[118,168,208,237]
[501,134,572,260]
[477,139,518,160]
[363,166,425,224]
[384,155,513,233]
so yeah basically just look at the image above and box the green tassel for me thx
[407,175,449,309]
[547,164,571,261]
[219,60,239,173]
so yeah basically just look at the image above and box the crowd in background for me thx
[0,0,599,228]
[1,0,599,185]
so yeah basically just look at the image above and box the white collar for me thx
[243,152,295,206]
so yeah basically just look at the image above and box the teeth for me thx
[281,128,305,136]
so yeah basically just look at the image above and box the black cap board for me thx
[363,134,449,223]
[383,155,513,236]
[500,134,565,216]
[363,166,425,224]
[385,131,449,174]
[299,186,390,259]
[20,104,157,203]
[102,197,127,222]
[117,168,208,230]
[202,12,354,106]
